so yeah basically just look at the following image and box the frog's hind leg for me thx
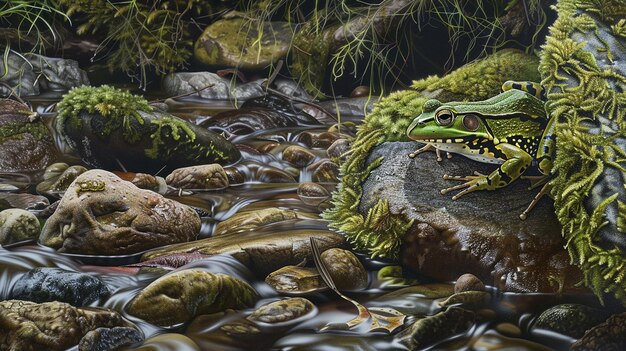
[519,182,553,220]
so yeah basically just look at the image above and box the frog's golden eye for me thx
[435,109,454,126]
[463,114,480,131]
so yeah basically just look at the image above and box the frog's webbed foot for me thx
[440,172,488,200]
[409,143,451,162]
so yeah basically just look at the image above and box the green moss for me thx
[324,49,541,259]
[56,85,153,144]
[539,0,626,305]
[145,116,196,159]
[0,121,51,142]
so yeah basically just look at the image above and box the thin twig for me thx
[150,83,215,103]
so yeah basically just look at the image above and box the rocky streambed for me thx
[1,90,625,351]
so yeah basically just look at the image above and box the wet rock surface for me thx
[571,312,626,351]
[36,163,88,196]
[78,327,144,351]
[166,164,229,190]
[40,169,200,255]
[127,269,258,326]
[0,99,56,173]
[397,307,475,349]
[214,207,318,236]
[320,248,368,291]
[9,267,110,306]
[141,229,344,275]
[247,298,315,324]
[532,303,608,339]
[265,266,327,295]
[0,300,135,351]
[0,208,40,245]
[360,142,582,293]
[0,193,49,211]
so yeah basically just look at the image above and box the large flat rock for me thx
[361,142,582,292]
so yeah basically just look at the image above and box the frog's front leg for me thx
[409,143,452,162]
[440,143,532,200]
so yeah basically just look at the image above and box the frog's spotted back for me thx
[502,80,546,101]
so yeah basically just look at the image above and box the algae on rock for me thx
[539,0,626,304]
[323,49,541,259]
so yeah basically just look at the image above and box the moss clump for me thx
[324,49,541,259]
[539,0,626,305]
[56,85,153,145]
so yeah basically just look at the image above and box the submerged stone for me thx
[533,304,608,339]
[213,207,318,236]
[78,327,144,351]
[56,85,240,174]
[141,229,344,275]
[36,163,88,196]
[396,307,475,349]
[165,164,229,190]
[127,269,258,326]
[40,169,200,255]
[320,248,368,291]
[10,268,110,306]
[0,300,135,351]
[247,298,315,325]
[265,266,328,295]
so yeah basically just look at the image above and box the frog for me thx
[406,81,556,219]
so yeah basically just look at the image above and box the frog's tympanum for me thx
[407,82,555,219]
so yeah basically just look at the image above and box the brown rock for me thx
[39,169,200,255]
[454,273,485,293]
[127,269,258,326]
[0,99,56,173]
[36,163,88,195]
[141,229,344,275]
[265,266,327,295]
[0,300,135,351]
[247,297,315,324]
[308,159,340,183]
[327,139,351,159]
[320,248,368,290]
[166,164,229,190]
[297,182,330,206]
[214,207,318,236]
[282,145,316,167]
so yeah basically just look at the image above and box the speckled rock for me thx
[396,307,475,349]
[265,266,327,295]
[0,300,135,351]
[78,327,144,351]
[162,72,267,101]
[571,312,626,351]
[166,164,229,190]
[194,18,293,69]
[0,209,40,245]
[361,142,582,293]
[247,298,315,324]
[532,304,608,339]
[320,248,368,290]
[0,99,56,173]
[327,139,351,159]
[0,193,49,211]
[39,169,200,255]
[127,269,258,326]
[9,268,110,306]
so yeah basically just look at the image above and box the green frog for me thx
[406,81,555,219]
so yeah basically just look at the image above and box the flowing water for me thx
[1,94,623,350]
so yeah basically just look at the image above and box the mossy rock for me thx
[539,0,626,304]
[194,18,293,69]
[323,49,541,259]
[56,85,241,173]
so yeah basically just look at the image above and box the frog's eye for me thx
[462,114,480,131]
[435,109,454,126]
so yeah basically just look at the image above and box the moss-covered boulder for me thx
[55,85,240,174]
[194,18,293,69]
[0,99,56,173]
[324,49,541,257]
[540,0,626,304]
[127,269,258,326]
